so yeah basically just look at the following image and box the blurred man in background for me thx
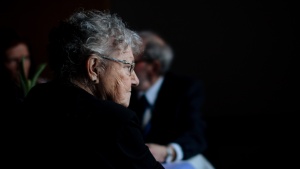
[129,30,214,169]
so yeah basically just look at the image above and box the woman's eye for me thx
[126,66,131,71]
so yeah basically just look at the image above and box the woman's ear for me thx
[87,55,100,83]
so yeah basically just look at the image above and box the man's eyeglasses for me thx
[94,53,135,76]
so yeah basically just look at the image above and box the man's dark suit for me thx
[129,72,207,160]
[8,80,164,169]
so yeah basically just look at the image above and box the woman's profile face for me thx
[5,42,31,83]
[101,47,139,107]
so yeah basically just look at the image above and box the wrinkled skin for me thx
[100,47,139,107]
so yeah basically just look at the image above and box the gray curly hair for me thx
[47,9,143,81]
[138,30,174,75]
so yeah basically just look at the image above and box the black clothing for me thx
[129,72,207,160]
[13,80,164,168]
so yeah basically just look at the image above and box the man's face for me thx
[5,43,31,83]
[101,47,139,107]
[133,34,166,92]
[133,57,152,92]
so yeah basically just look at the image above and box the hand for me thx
[146,143,169,163]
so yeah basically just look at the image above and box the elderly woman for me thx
[19,9,164,168]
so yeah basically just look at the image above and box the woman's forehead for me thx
[113,48,134,60]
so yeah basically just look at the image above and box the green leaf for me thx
[19,56,47,96]
[31,63,47,87]
[19,56,29,95]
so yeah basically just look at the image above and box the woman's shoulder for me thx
[92,100,137,121]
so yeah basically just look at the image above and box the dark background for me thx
[1,0,298,168]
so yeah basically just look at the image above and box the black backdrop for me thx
[111,0,298,117]
[1,0,298,168]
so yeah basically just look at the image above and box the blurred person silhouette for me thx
[0,27,45,166]
[0,27,35,111]
[128,30,214,169]
[19,10,165,168]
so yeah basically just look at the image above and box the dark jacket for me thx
[129,72,207,160]
[10,80,164,168]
